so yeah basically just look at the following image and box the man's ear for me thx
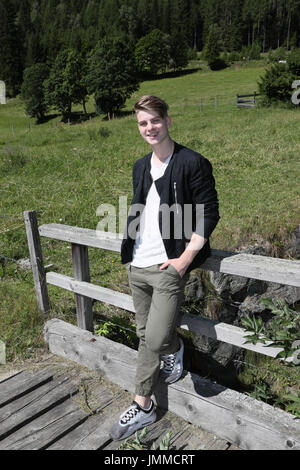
[166,115,171,128]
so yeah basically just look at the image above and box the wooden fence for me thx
[236,91,260,108]
[24,210,300,450]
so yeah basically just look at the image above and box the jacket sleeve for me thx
[189,156,220,239]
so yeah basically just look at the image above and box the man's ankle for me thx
[134,395,152,409]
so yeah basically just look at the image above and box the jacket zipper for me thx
[174,181,179,214]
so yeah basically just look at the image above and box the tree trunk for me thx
[82,98,87,115]
[287,12,291,50]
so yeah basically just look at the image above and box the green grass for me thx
[0,62,299,361]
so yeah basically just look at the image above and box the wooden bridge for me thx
[2,210,299,451]
[0,355,238,450]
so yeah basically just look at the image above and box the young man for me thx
[109,96,219,440]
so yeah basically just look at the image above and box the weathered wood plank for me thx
[0,397,88,450]
[180,312,294,361]
[0,370,23,384]
[0,368,54,407]
[44,319,300,450]
[46,271,134,311]
[46,272,292,360]
[201,249,300,287]
[39,224,300,287]
[71,243,93,332]
[48,392,128,450]
[39,224,123,252]
[24,211,50,313]
[0,374,78,440]
[170,424,230,450]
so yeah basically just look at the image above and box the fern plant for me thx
[283,391,300,418]
[241,298,300,360]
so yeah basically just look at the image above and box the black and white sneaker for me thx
[109,400,156,441]
[160,337,184,384]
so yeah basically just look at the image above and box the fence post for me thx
[71,244,93,332]
[24,210,50,313]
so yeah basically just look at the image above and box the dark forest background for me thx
[1,0,300,96]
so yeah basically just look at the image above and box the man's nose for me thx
[146,121,154,131]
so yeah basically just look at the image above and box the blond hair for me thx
[134,95,169,118]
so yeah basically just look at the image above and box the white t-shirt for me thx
[131,153,172,267]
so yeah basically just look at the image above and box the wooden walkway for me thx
[0,355,240,451]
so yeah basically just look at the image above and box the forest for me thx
[1,0,300,96]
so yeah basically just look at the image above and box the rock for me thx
[185,274,205,300]
[285,224,300,259]
[16,258,31,270]
[185,240,300,386]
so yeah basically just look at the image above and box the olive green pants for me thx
[127,264,189,397]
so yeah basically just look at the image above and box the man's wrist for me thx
[179,234,207,268]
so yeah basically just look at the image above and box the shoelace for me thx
[120,404,140,424]
[162,353,176,373]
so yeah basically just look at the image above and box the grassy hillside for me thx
[0,63,299,360]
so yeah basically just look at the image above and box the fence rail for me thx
[236,91,260,108]
[24,211,300,362]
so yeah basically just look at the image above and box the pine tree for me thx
[0,0,23,96]
[21,63,49,121]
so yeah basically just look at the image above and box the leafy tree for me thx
[44,48,88,119]
[87,36,139,116]
[21,63,49,121]
[135,29,171,75]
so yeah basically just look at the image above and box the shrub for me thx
[267,47,288,63]
[241,43,261,60]
[227,51,242,62]
[209,57,228,71]
[258,63,295,105]
[258,49,300,105]
[287,48,300,75]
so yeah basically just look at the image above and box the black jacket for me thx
[121,142,220,272]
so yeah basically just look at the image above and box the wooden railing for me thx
[24,210,300,450]
[236,91,260,108]
[24,210,300,362]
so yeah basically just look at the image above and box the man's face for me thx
[136,109,171,147]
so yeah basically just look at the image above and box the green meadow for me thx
[0,62,299,361]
